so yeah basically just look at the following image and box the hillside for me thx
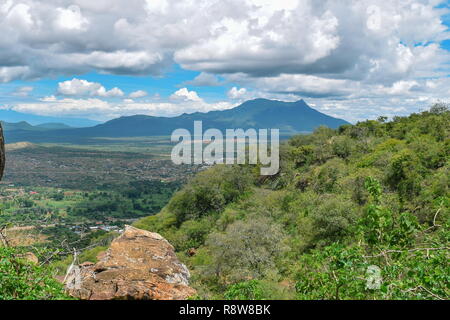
[4,99,349,143]
[91,99,349,136]
[0,109,100,127]
[1,121,71,132]
[35,123,72,130]
[133,104,449,300]
[1,121,37,132]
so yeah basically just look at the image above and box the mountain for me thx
[5,99,350,143]
[1,121,37,131]
[35,123,73,130]
[73,99,349,137]
[1,121,71,132]
[0,109,101,127]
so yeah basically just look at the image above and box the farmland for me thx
[0,141,202,251]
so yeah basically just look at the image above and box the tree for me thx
[205,217,287,284]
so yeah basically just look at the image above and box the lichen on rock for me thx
[65,225,196,300]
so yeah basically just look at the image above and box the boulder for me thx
[66,225,196,300]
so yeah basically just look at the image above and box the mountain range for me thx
[1,121,72,132]
[3,99,350,143]
[0,109,100,127]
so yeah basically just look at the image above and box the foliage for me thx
[0,247,71,300]
[224,280,265,300]
[134,105,449,300]
[204,217,287,284]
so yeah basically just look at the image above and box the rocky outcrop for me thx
[65,226,196,300]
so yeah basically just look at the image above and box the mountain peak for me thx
[294,99,312,108]
[5,98,351,142]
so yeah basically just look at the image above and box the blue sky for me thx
[0,0,449,123]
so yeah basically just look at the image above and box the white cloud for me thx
[98,87,124,98]
[11,94,236,121]
[0,0,446,83]
[6,3,33,30]
[70,51,164,75]
[129,90,148,99]
[377,80,420,96]
[170,88,202,102]
[12,97,113,120]
[0,1,13,14]
[145,0,169,14]
[184,73,222,87]
[0,66,30,83]
[12,86,33,97]
[55,5,89,31]
[0,0,449,120]
[238,74,353,98]
[40,95,57,102]
[227,87,248,100]
[57,78,124,97]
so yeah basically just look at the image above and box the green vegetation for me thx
[0,104,448,300]
[0,181,180,252]
[135,105,450,300]
[0,182,180,223]
[0,246,70,300]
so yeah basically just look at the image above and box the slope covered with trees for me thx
[134,104,449,300]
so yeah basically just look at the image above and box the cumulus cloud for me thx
[55,5,89,31]
[0,0,447,82]
[237,74,353,98]
[11,90,236,121]
[129,90,148,98]
[57,78,124,97]
[0,0,449,121]
[170,88,202,102]
[227,87,248,100]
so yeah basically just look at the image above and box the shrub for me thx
[0,247,71,300]
[204,217,287,284]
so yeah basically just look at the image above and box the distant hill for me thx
[0,109,100,127]
[1,121,71,132]
[5,99,350,143]
[2,121,37,132]
[77,99,349,136]
[35,123,72,130]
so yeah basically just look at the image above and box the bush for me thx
[167,165,253,225]
[310,197,358,247]
[204,217,287,284]
[224,280,265,300]
[0,247,71,300]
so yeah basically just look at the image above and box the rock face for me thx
[66,226,196,300]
